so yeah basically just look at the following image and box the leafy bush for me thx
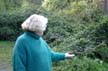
[42,1,108,69]
[94,16,108,44]
[0,27,14,40]
[0,10,33,40]
[93,43,108,63]
[53,56,108,71]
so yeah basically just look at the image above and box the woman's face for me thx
[36,31,44,36]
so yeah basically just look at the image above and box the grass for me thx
[0,41,14,69]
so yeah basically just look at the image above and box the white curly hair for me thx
[21,14,48,32]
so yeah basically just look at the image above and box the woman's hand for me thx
[65,53,75,59]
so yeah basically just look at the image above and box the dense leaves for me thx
[0,10,33,40]
[42,0,108,70]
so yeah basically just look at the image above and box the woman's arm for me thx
[48,46,65,62]
[12,38,27,71]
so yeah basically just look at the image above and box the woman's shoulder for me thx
[16,33,27,43]
[13,34,27,49]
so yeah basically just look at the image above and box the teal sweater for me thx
[12,31,65,71]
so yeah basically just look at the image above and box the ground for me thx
[0,41,13,71]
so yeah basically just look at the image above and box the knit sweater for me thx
[12,31,65,71]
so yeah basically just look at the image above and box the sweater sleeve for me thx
[48,47,65,62]
[12,38,27,71]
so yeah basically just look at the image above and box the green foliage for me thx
[0,27,14,40]
[13,0,23,7]
[42,0,72,11]
[93,43,108,63]
[0,0,22,10]
[94,16,108,44]
[0,10,33,40]
[0,0,43,11]
[27,0,43,4]
[53,57,108,71]
[42,1,108,71]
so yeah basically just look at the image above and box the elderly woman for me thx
[12,14,75,71]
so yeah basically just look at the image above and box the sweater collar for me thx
[25,31,40,39]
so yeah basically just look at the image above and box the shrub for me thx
[93,43,108,63]
[94,16,108,44]
[0,27,14,40]
[0,10,33,40]
[53,56,108,71]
